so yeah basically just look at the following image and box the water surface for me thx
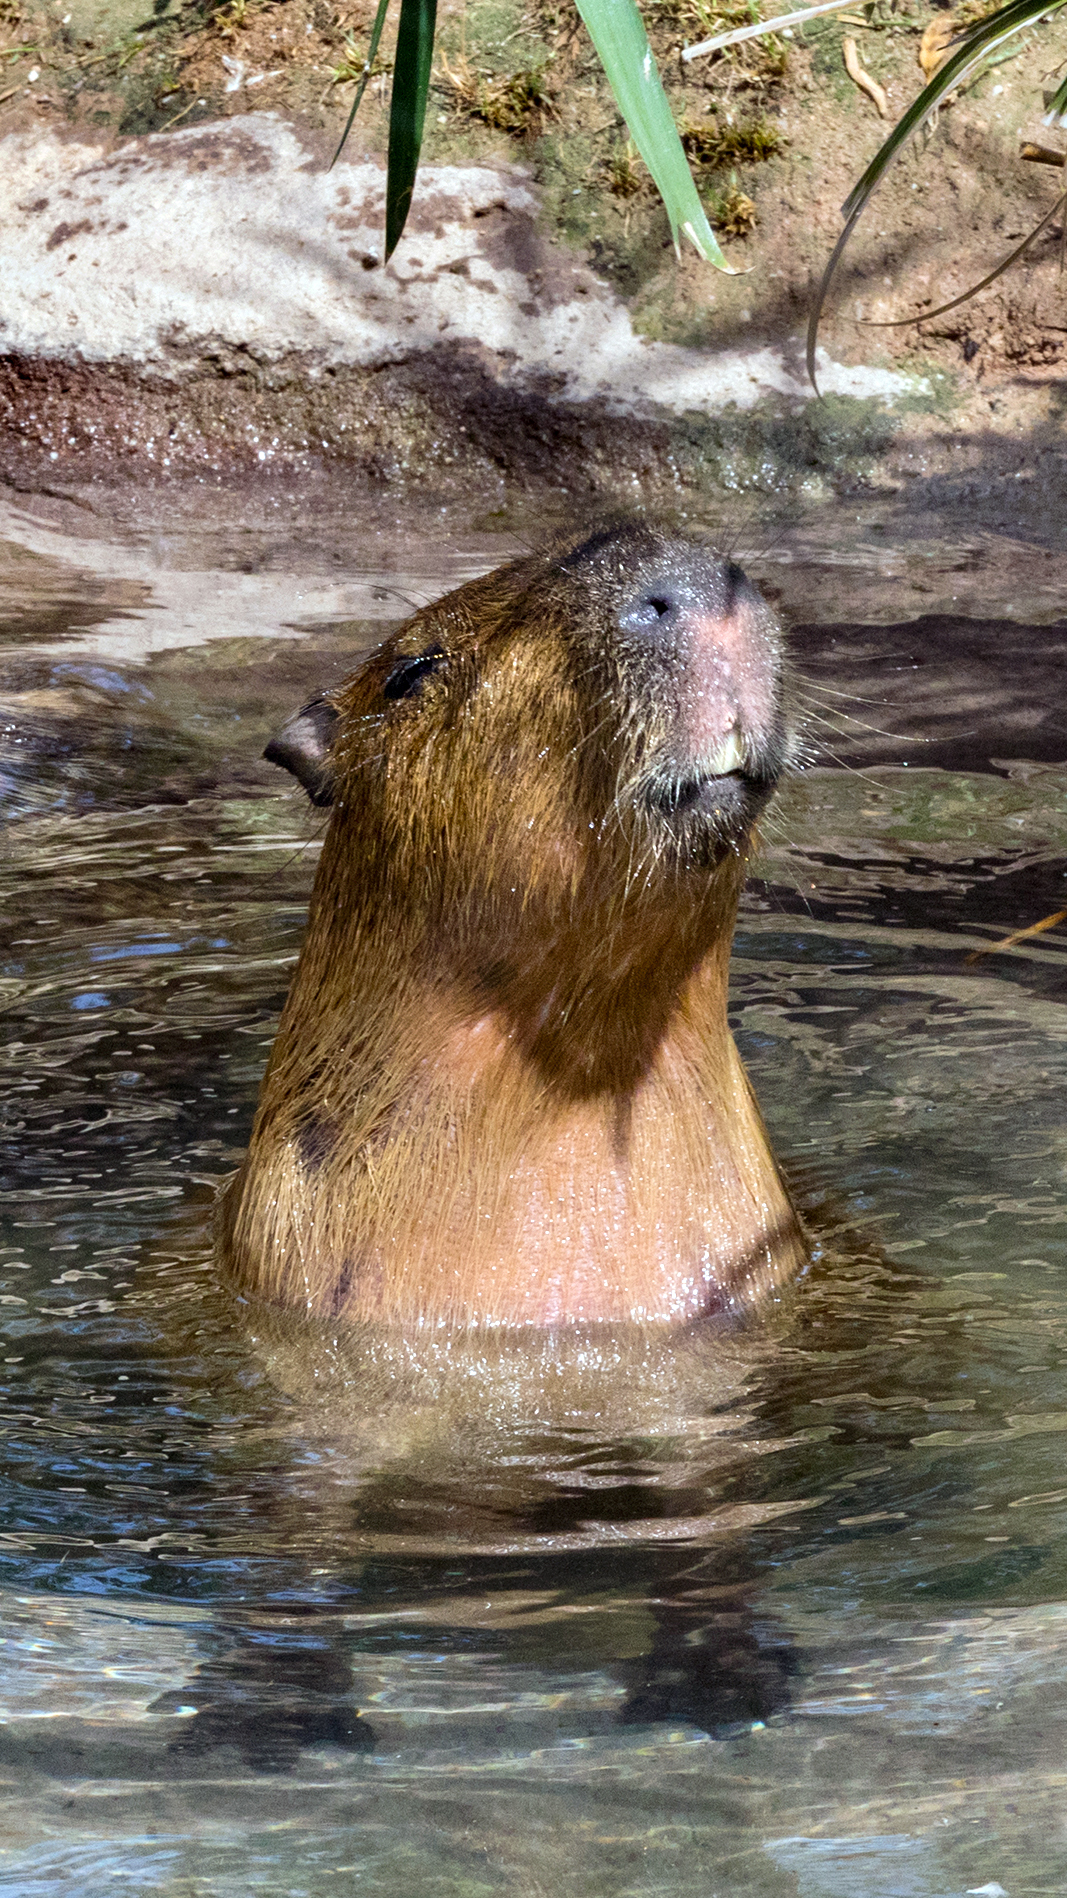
[1,489,1066,1897]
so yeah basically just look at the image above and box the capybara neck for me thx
[225,522,807,1330]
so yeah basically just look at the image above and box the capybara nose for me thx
[617,558,748,643]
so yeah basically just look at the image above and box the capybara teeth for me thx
[227,520,806,1331]
[703,728,746,778]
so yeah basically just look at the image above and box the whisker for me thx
[794,679,896,706]
[797,705,924,745]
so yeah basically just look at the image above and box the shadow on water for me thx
[3,490,1067,1893]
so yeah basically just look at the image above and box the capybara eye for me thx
[382,646,446,701]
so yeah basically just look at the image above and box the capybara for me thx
[224,522,807,1330]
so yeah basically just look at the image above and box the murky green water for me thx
[2,491,1067,1896]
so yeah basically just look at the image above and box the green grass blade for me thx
[842,0,1062,222]
[330,0,393,170]
[573,0,732,269]
[385,0,438,260]
[806,0,1067,383]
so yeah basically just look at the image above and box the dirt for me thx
[0,0,1065,503]
[0,337,1058,512]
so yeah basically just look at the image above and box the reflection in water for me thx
[1,505,1067,1893]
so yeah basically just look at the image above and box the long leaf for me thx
[805,0,1067,384]
[330,0,392,171]
[860,189,1067,327]
[385,0,438,260]
[574,0,733,269]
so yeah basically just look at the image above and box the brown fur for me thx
[224,522,807,1330]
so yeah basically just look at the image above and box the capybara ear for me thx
[264,695,339,807]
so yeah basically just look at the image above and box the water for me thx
[2,484,1067,1896]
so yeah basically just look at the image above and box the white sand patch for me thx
[0,114,922,417]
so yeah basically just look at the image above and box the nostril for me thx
[620,587,680,633]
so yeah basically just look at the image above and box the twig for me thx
[0,81,20,106]
[843,36,889,116]
[1021,139,1067,166]
[682,0,859,63]
[965,909,1067,964]
[161,95,202,131]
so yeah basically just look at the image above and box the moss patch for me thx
[667,394,903,496]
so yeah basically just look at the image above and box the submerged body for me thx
[224,522,807,1329]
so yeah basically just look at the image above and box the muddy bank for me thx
[0,0,1065,507]
[0,112,926,501]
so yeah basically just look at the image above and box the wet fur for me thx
[223,522,808,1329]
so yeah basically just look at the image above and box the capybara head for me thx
[225,521,806,1332]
